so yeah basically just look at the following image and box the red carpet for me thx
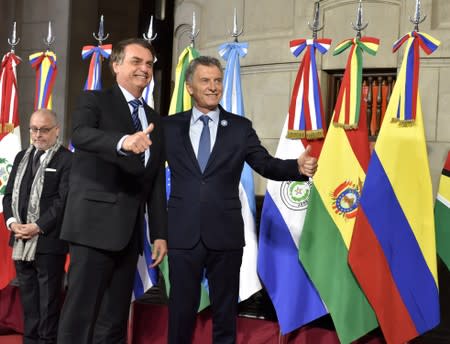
[1,285,385,343]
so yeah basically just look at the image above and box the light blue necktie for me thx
[197,115,211,172]
[128,99,145,164]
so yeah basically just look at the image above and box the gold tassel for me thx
[306,129,325,140]
[4,123,14,134]
[333,122,358,130]
[286,130,306,139]
[390,118,415,127]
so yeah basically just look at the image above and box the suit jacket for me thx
[3,146,72,255]
[164,106,307,250]
[60,84,167,251]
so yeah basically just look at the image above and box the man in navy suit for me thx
[3,109,72,344]
[164,56,318,344]
[57,38,167,344]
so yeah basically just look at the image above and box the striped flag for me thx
[132,213,159,300]
[218,41,262,302]
[132,63,158,301]
[168,47,200,115]
[81,44,112,91]
[142,78,155,109]
[162,46,212,310]
[257,38,330,334]
[299,37,380,344]
[0,52,22,289]
[142,54,158,108]
[436,152,450,270]
[348,31,440,344]
[29,51,57,110]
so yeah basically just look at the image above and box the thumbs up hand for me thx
[122,123,154,154]
[297,145,318,177]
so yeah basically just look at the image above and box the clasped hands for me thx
[10,222,40,239]
[297,145,318,177]
[122,123,154,154]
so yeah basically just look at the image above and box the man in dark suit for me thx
[57,38,167,344]
[164,56,318,344]
[3,108,72,344]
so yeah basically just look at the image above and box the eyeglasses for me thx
[29,126,56,134]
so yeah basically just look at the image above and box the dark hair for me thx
[185,56,223,83]
[109,38,156,76]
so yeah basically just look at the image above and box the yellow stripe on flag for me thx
[375,51,437,284]
[314,126,366,248]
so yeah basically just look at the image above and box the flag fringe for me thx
[1,123,14,134]
[390,118,416,127]
[332,122,359,130]
[287,129,324,140]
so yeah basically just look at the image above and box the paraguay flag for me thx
[81,44,112,91]
[348,31,440,344]
[257,38,329,334]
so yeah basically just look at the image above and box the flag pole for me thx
[410,0,426,32]
[93,15,109,45]
[190,12,199,48]
[8,22,20,53]
[228,8,243,42]
[43,21,55,51]
[308,1,323,40]
[351,0,368,39]
[143,15,157,42]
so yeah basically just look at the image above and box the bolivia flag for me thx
[299,37,379,344]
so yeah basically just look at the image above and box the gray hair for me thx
[31,108,58,125]
[185,56,223,83]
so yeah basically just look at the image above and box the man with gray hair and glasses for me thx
[3,108,72,344]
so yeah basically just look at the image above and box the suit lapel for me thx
[204,110,228,172]
[180,111,201,172]
[111,84,135,133]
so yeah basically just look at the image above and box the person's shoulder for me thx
[220,108,252,127]
[78,86,114,102]
[57,145,73,155]
[163,110,191,123]
[15,148,28,160]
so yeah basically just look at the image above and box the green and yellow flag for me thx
[168,46,200,115]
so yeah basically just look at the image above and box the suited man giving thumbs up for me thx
[164,56,317,344]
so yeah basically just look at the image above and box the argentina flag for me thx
[219,41,262,301]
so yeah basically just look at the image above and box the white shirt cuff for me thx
[117,135,129,156]
[6,217,17,230]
